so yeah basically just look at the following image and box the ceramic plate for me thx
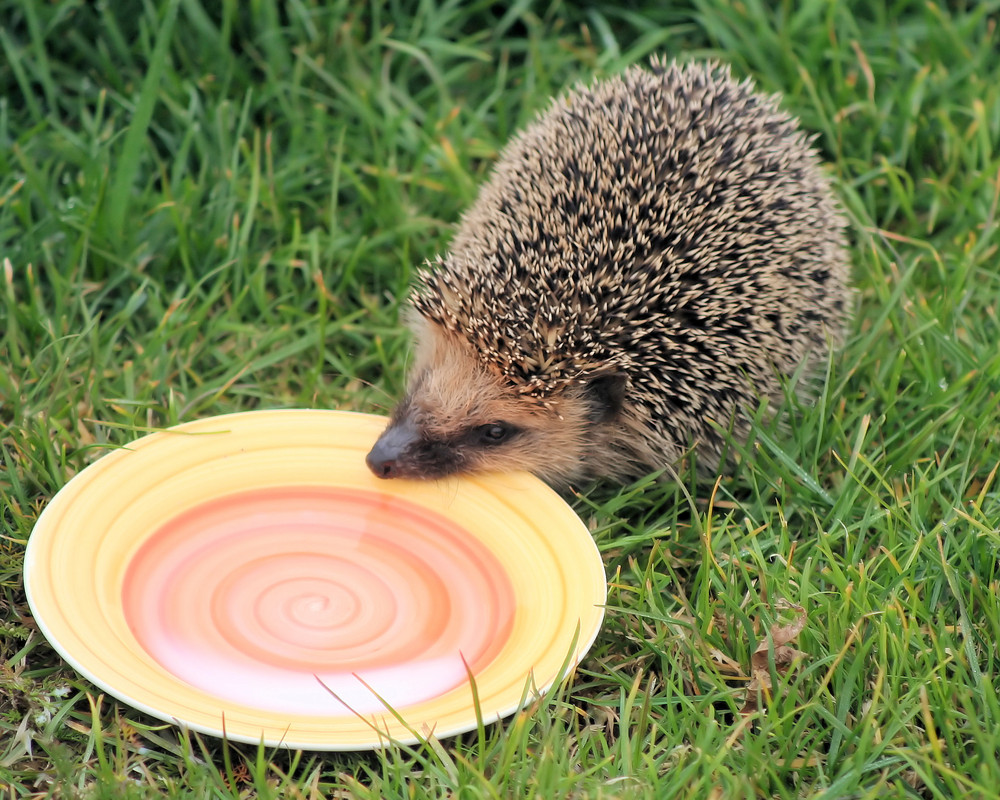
[24,410,606,750]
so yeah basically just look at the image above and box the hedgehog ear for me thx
[585,372,628,422]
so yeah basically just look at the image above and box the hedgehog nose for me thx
[365,441,399,478]
[366,453,398,479]
[366,422,418,479]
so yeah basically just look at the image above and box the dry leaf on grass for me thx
[741,603,808,715]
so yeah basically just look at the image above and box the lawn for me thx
[2,0,999,798]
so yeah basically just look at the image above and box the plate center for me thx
[122,486,516,716]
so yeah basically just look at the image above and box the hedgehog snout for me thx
[366,420,420,479]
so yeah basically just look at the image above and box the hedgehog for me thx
[365,58,850,490]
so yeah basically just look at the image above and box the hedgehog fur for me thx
[366,58,850,489]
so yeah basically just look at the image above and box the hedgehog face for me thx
[365,320,619,488]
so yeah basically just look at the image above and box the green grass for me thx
[2,0,999,797]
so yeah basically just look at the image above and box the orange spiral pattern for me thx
[122,487,515,715]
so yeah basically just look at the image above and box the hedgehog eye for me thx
[474,423,515,446]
